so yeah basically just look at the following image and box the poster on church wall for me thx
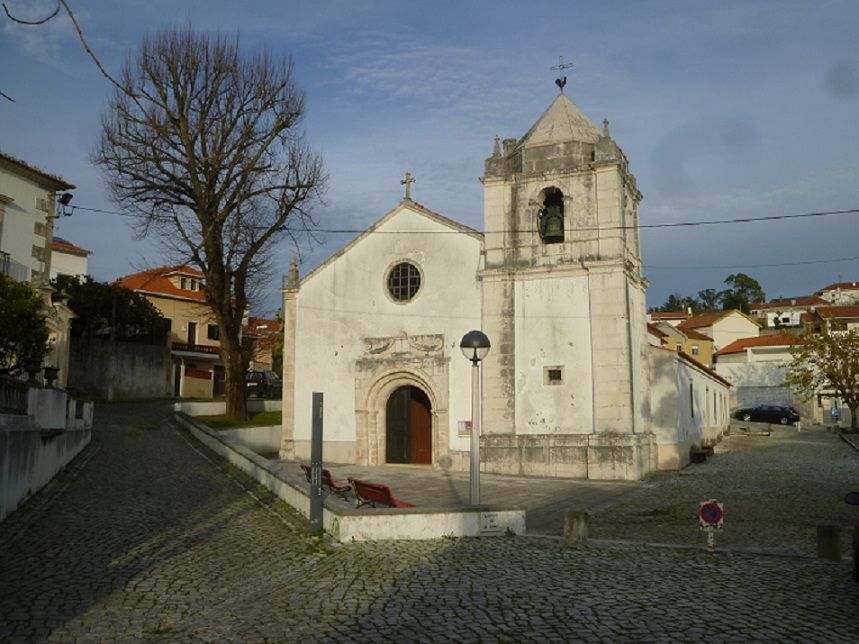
[458,420,472,436]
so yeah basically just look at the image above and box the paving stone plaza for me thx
[2,401,858,642]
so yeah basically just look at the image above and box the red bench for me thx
[300,464,352,500]
[347,477,415,509]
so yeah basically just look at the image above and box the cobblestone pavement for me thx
[1,403,858,642]
[590,423,859,557]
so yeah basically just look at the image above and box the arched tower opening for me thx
[538,186,565,244]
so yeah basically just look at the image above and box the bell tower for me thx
[478,89,654,480]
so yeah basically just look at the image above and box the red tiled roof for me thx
[245,317,282,336]
[816,305,859,319]
[52,236,91,257]
[650,311,690,320]
[817,281,859,293]
[684,328,712,342]
[677,310,728,330]
[0,150,75,190]
[678,309,760,331]
[116,265,206,301]
[751,295,826,310]
[714,332,805,356]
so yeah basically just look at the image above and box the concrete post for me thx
[564,511,589,544]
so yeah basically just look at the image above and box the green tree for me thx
[697,288,723,310]
[654,292,701,313]
[93,25,324,420]
[721,273,765,313]
[786,327,859,432]
[0,274,50,375]
[52,275,166,342]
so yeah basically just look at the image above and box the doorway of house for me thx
[385,385,432,464]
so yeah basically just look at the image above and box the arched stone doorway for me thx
[355,364,449,467]
[385,386,432,464]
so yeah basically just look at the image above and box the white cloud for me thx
[2,0,76,63]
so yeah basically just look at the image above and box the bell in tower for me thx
[538,187,565,244]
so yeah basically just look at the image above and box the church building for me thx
[280,88,725,481]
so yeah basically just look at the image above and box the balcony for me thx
[171,342,221,359]
[0,251,30,282]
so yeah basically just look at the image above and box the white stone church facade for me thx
[280,91,727,480]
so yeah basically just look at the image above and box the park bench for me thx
[347,477,416,509]
[300,464,352,501]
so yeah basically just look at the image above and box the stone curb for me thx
[840,433,859,452]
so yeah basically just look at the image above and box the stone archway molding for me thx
[356,367,449,467]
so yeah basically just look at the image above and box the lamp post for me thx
[460,330,490,506]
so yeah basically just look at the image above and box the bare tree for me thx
[94,25,324,419]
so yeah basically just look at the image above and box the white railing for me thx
[0,252,31,282]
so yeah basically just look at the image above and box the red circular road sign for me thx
[699,500,724,529]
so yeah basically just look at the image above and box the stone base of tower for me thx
[481,432,657,481]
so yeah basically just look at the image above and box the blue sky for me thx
[2,0,857,317]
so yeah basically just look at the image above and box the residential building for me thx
[50,236,90,281]
[816,281,859,305]
[0,151,76,387]
[244,316,282,372]
[0,151,74,283]
[677,309,760,352]
[714,332,805,411]
[649,321,715,364]
[749,295,826,328]
[803,304,859,333]
[117,265,224,398]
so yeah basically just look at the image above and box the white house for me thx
[714,332,804,409]
[50,236,90,281]
[0,151,74,283]
[0,151,76,387]
[677,309,760,352]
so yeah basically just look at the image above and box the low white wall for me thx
[29,387,67,430]
[0,422,91,522]
[174,413,526,542]
[174,400,282,416]
[220,425,281,454]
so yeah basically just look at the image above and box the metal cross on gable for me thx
[401,171,416,200]
[551,55,574,92]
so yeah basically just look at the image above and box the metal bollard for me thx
[816,523,841,561]
[564,511,589,545]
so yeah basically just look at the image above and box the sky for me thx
[1,0,858,317]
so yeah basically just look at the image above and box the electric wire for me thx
[67,204,859,271]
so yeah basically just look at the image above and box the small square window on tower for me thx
[543,365,565,386]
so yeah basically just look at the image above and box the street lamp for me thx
[460,330,490,506]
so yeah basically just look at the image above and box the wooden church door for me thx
[386,386,432,465]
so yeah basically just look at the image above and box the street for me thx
[1,402,857,642]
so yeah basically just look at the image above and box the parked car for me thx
[246,370,282,398]
[731,404,800,425]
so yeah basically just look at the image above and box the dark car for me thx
[246,370,282,398]
[731,404,800,425]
